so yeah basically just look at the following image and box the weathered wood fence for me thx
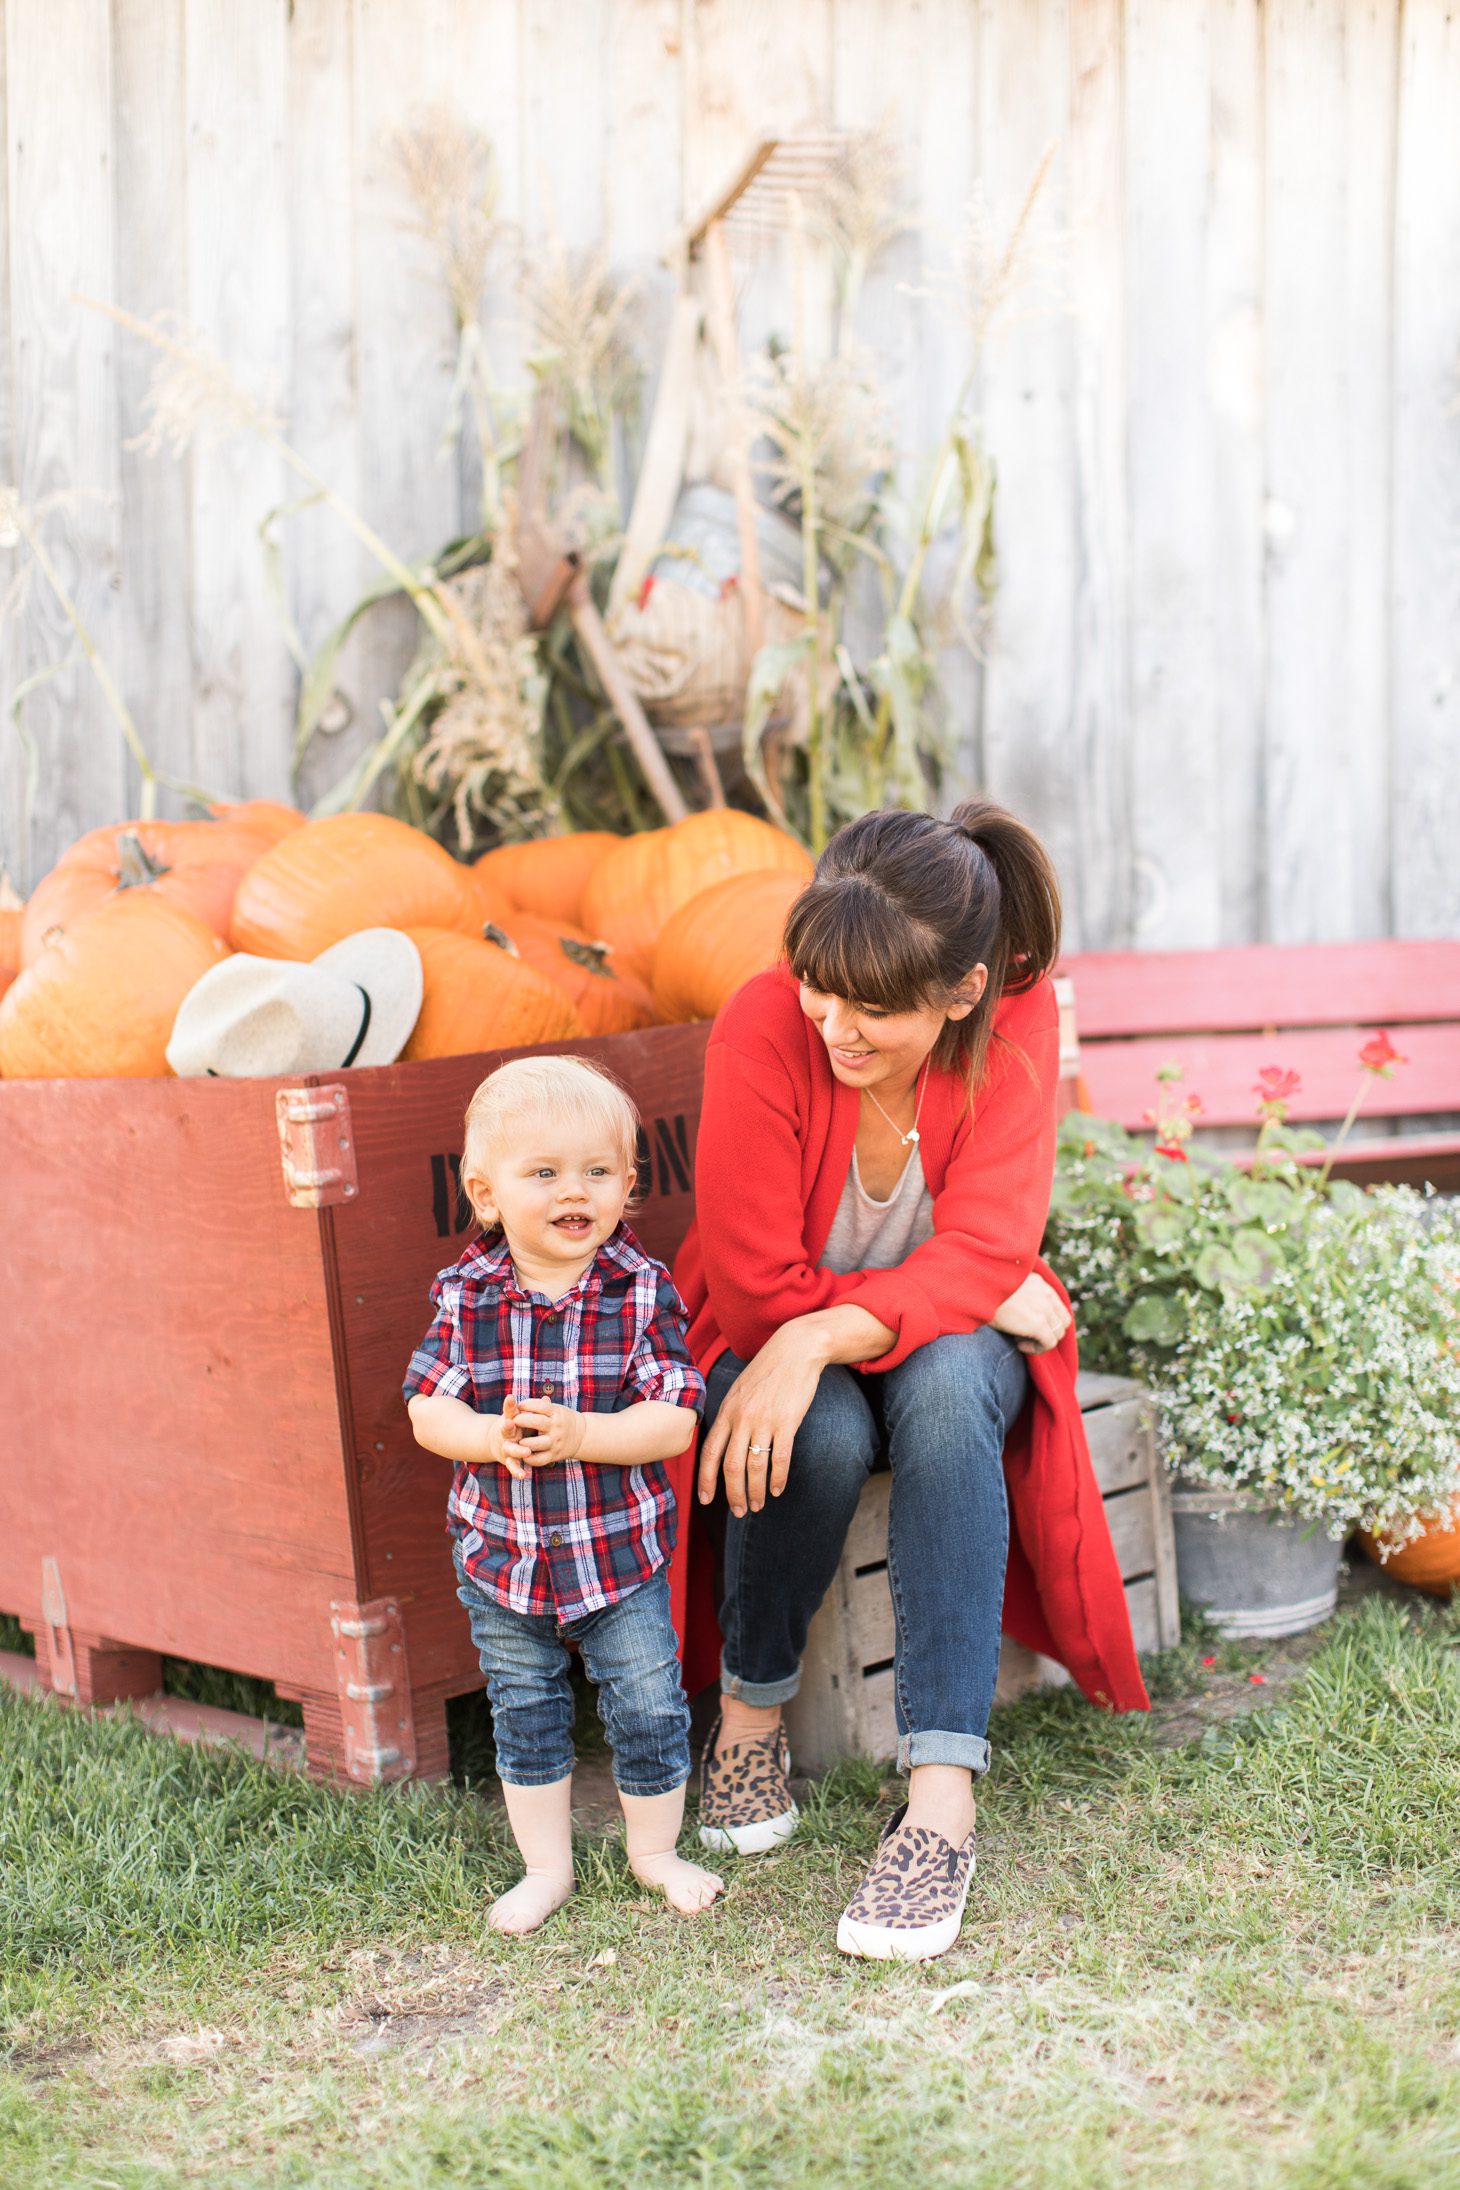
[2,0,1458,949]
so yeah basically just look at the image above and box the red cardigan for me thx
[670,966,1148,1715]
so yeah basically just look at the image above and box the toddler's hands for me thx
[483,1395,530,1480]
[510,1394,585,1468]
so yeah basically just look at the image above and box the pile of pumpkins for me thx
[0,803,814,1079]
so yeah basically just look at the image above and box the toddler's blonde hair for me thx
[462,1055,640,1203]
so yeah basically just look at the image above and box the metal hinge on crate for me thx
[330,1597,417,1782]
[276,1084,358,1207]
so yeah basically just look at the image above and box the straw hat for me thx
[166,929,424,1078]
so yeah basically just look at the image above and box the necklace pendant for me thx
[904,1127,920,1145]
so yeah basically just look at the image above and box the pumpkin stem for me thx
[481,922,520,956]
[559,937,615,981]
[115,830,170,889]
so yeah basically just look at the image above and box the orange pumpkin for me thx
[581,811,814,981]
[400,926,586,1061]
[208,798,307,851]
[231,813,484,960]
[491,914,658,1037]
[473,832,620,925]
[20,821,263,964]
[0,967,14,1006]
[467,866,518,930]
[1357,1509,1460,1597]
[0,893,228,1079]
[0,872,22,972]
[652,868,807,1024]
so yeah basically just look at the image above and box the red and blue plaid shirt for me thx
[403,1223,704,1620]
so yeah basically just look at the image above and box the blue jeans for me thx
[453,1552,691,1797]
[708,1327,1028,1776]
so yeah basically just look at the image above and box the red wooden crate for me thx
[0,1025,709,1783]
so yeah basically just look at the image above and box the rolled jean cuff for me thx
[897,1730,992,1776]
[496,1761,576,1790]
[720,1654,802,1709]
[613,1768,691,1800]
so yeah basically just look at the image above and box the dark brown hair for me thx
[782,798,1062,1086]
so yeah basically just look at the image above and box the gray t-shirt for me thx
[818,1147,935,1274]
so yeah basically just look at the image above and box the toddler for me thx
[404,1055,723,1934]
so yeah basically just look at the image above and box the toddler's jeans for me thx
[453,1549,691,1797]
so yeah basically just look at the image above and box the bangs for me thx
[783,876,945,1014]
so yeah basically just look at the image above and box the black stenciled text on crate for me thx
[429,1112,696,1240]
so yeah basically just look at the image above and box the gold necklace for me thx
[864,1063,928,1147]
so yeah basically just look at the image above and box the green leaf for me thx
[1122,1292,1187,1346]
[741,633,815,829]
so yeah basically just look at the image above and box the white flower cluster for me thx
[1051,1170,1460,1536]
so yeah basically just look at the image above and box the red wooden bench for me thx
[1057,940,1460,1191]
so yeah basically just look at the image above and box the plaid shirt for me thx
[402,1223,705,1620]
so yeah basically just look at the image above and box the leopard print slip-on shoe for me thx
[697,1713,800,1856]
[835,1803,977,1961]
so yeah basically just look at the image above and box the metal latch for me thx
[330,1598,417,1782]
[276,1084,358,1208]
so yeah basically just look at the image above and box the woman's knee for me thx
[790,1363,880,1485]
[882,1327,1028,1442]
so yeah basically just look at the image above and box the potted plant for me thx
[1046,1045,1460,1636]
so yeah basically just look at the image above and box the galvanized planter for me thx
[1170,1483,1343,1639]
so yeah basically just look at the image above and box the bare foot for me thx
[488,1870,575,1936]
[629,1849,725,1914]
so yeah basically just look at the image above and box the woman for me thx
[674,800,1147,1962]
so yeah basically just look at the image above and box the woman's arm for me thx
[697,1302,896,1517]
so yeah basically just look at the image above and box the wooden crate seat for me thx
[1059,940,1460,1189]
[784,1373,1178,1771]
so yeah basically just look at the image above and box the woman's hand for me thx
[990,1271,1072,1355]
[696,1324,829,1517]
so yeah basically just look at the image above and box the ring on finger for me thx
[748,1442,765,1454]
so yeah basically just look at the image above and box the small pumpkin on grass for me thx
[472,832,619,926]
[20,819,266,964]
[490,914,657,1037]
[400,926,586,1062]
[0,893,229,1079]
[231,813,483,960]
[1357,1509,1460,1597]
[580,810,813,981]
[653,867,807,1023]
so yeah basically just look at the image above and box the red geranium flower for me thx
[1358,1029,1407,1076]
[1254,1066,1302,1104]
[1153,1143,1189,1162]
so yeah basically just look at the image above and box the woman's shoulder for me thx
[711,964,805,1051]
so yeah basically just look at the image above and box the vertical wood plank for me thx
[349,0,462,765]
[185,0,293,800]
[0,6,17,883]
[1124,0,1221,947]
[829,0,981,802]
[286,0,366,813]
[1065,0,1131,948]
[603,0,685,503]
[111,0,193,819]
[1263,0,1392,944]
[1207,0,1266,943]
[1339,0,1398,940]
[444,0,524,529]
[6,0,125,886]
[1390,0,1460,938]
[976,1,1081,904]
[519,0,607,251]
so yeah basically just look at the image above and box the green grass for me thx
[3,1597,1460,2189]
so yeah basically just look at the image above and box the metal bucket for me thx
[1170,1483,1343,1638]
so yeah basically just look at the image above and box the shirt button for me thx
[549,1531,563,1548]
